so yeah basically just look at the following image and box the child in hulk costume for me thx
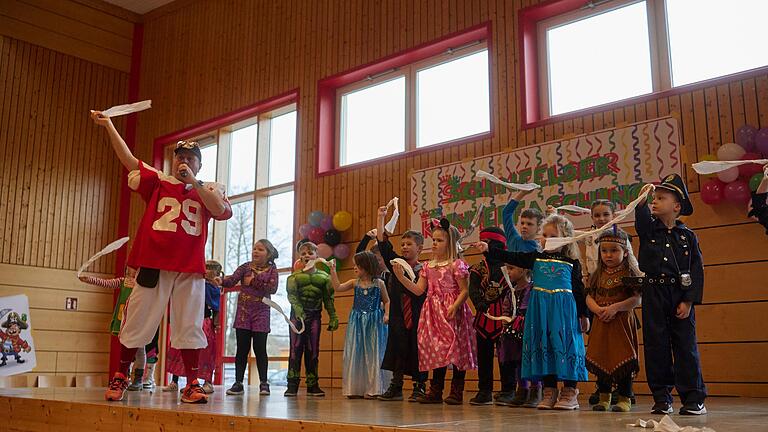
[284,241,339,397]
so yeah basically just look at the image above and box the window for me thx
[523,0,768,123]
[165,102,297,386]
[317,23,492,174]
[336,44,490,167]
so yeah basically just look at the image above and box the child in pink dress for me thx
[393,218,476,405]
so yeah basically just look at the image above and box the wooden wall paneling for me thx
[703,86,721,154]
[716,83,733,145]
[742,77,759,127]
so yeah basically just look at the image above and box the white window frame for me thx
[335,41,490,166]
[535,0,765,118]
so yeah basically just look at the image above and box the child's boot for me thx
[553,386,580,410]
[444,379,465,405]
[612,395,632,412]
[409,382,426,402]
[536,386,559,410]
[418,381,444,404]
[524,383,543,408]
[127,367,143,391]
[593,392,611,411]
[509,385,529,406]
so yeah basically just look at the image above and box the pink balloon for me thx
[308,227,325,244]
[700,179,725,205]
[756,128,768,156]
[299,224,312,238]
[738,152,764,179]
[724,180,751,204]
[716,166,739,183]
[333,243,350,260]
[317,243,333,259]
[717,143,746,161]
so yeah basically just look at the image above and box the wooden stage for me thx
[1,386,766,431]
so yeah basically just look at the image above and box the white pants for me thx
[119,270,207,350]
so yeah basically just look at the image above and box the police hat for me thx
[657,174,693,216]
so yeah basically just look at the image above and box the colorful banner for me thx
[409,117,682,249]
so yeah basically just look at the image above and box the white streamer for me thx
[95,100,152,118]
[390,258,416,281]
[692,159,768,175]
[262,297,304,334]
[555,205,592,214]
[476,170,541,191]
[544,185,654,252]
[500,266,517,318]
[77,237,129,277]
[384,197,400,234]
[484,312,512,323]
[303,258,332,272]
[628,415,715,432]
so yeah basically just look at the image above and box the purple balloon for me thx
[756,128,768,157]
[299,223,312,238]
[736,125,757,152]
[333,243,350,260]
[320,215,334,231]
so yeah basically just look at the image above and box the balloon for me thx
[308,211,324,227]
[716,166,739,183]
[756,128,768,156]
[749,172,764,192]
[324,229,341,246]
[738,152,764,179]
[716,143,746,161]
[317,243,333,259]
[724,180,751,204]
[700,179,725,205]
[320,215,334,231]
[299,223,312,238]
[308,227,325,244]
[736,125,758,152]
[333,243,350,260]
[332,211,353,232]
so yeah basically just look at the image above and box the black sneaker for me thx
[284,384,299,397]
[495,392,516,406]
[307,384,325,397]
[680,402,707,415]
[409,383,426,402]
[226,381,244,395]
[651,401,674,414]
[469,391,493,405]
[611,389,619,405]
[378,384,404,401]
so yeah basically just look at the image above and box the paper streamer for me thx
[384,197,400,234]
[544,185,654,252]
[555,205,592,214]
[484,312,513,323]
[77,237,130,277]
[95,100,152,118]
[692,159,768,175]
[303,257,332,272]
[390,258,416,281]
[476,170,541,191]
[457,203,486,245]
[628,415,715,432]
[500,266,517,318]
[262,297,304,334]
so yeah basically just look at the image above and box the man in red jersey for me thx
[91,111,232,403]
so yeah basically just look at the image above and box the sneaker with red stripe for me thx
[181,379,209,404]
[105,372,129,401]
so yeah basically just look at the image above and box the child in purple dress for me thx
[221,239,279,396]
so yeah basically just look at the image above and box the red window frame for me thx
[316,22,493,177]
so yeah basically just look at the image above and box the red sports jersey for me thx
[127,161,232,274]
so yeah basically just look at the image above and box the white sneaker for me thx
[201,382,215,394]
[163,381,179,392]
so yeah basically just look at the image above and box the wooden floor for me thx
[1,385,767,431]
